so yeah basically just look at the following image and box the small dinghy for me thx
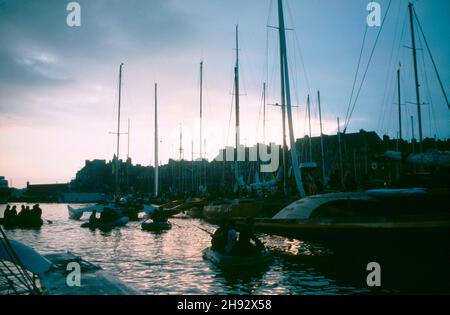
[0,218,43,229]
[81,217,129,230]
[141,220,172,232]
[68,204,104,220]
[202,247,272,268]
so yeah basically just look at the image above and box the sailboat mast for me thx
[234,24,241,189]
[408,2,423,153]
[191,140,194,192]
[263,82,266,145]
[411,115,415,154]
[199,61,203,189]
[277,4,288,196]
[318,90,326,187]
[179,124,183,192]
[277,0,305,197]
[127,118,130,159]
[307,94,312,162]
[154,83,159,197]
[337,117,344,188]
[397,67,402,142]
[115,63,124,199]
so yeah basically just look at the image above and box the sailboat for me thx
[248,2,450,249]
[67,63,144,224]
[203,5,301,222]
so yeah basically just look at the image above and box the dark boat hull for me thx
[202,247,273,269]
[252,217,450,251]
[203,197,294,223]
[80,217,129,230]
[0,218,43,229]
[141,221,172,232]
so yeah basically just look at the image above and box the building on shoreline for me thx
[5,131,447,202]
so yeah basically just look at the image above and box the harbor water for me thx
[1,204,448,294]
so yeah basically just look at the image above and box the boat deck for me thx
[40,252,142,295]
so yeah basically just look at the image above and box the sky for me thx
[0,0,449,188]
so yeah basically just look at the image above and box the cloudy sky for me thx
[0,0,449,188]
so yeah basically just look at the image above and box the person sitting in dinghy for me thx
[89,210,98,224]
[100,207,120,224]
[225,221,238,254]
[3,205,12,224]
[152,208,168,223]
[212,220,238,255]
[234,217,264,256]
[31,204,42,221]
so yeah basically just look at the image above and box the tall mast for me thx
[318,91,326,187]
[127,118,130,159]
[408,2,423,153]
[179,124,183,192]
[280,101,288,195]
[397,66,402,143]
[234,24,241,189]
[337,117,344,189]
[179,124,183,161]
[307,94,312,162]
[263,82,266,145]
[199,61,203,189]
[154,83,159,197]
[115,63,124,199]
[277,3,288,196]
[126,118,130,194]
[204,139,207,190]
[191,140,194,192]
[277,0,305,197]
[411,115,415,154]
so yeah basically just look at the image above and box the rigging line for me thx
[286,0,312,96]
[265,0,274,86]
[389,82,398,137]
[345,25,368,128]
[378,4,408,132]
[0,267,21,295]
[344,0,393,132]
[418,29,439,138]
[0,235,35,291]
[256,83,266,143]
[0,259,33,292]
[413,8,449,110]
[379,71,397,134]
[0,230,35,288]
[378,0,403,131]
[226,82,235,147]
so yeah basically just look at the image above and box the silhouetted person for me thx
[212,219,237,254]
[151,208,167,223]
[100,207,119,224]
[89,210,98,224]
[234,217,264,256]
[3,205,11,223]
[4,205,11,216]
[31,204,42,220]
[3,205,19,226]
[11,205,17,217]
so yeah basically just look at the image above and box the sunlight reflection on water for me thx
[1,203,374,294]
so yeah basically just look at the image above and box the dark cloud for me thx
[0,0,196,84]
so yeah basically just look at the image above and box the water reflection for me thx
[1,203,448,294]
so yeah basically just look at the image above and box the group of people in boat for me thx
[211,218,264,256]
[2,204,43,227]
[88,207,122,225]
